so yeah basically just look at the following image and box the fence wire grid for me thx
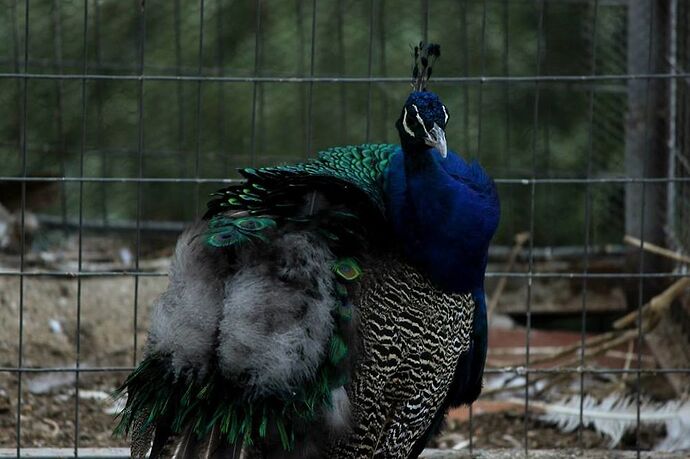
[0,0,689,457]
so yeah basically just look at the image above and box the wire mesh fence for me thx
[0,0,689,457]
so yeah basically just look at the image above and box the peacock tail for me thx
[115,144,394,454]
[115,257,360,454]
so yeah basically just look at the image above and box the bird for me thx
[114,42,500,459]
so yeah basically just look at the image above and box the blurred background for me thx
[1,0,690,455]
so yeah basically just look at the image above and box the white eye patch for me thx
[402,107,415,138]
[442,105,449,124]
[411,104,431,139]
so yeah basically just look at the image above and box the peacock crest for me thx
[412,42,441,91]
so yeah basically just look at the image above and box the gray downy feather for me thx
[323,386,351,436]
[217,231,337,397]
[147,221,230,377]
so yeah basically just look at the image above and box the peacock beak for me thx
[424,123,447,158]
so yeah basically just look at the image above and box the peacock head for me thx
[395,42,449,158]
[396,90,449,158]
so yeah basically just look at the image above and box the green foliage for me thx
[0,1,627,246]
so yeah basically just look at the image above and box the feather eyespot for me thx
[237,219,259,230]
[332,258,362,282]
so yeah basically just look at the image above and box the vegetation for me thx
[0,0,630,246]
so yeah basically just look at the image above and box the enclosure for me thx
[0,0,689,457]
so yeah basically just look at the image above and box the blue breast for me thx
[384,147,500,293]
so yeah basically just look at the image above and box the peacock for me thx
[114,42,500,459]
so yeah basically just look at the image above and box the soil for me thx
[433,412,661,451]
[0,274,163,448]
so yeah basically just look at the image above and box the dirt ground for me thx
[0,273,668,451]
[0,273,163,448]
[432,410,661,451]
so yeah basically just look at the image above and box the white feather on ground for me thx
[526,395,690,452]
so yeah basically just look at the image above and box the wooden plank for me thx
[485,327,654,369]
[486,257,629,314]
[493,282,627,314]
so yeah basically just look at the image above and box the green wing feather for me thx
[203,143,397,250]
[206,143,397,217]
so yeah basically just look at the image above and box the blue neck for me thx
[384,146,499,294]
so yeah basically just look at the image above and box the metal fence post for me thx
[625,0,671,303]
